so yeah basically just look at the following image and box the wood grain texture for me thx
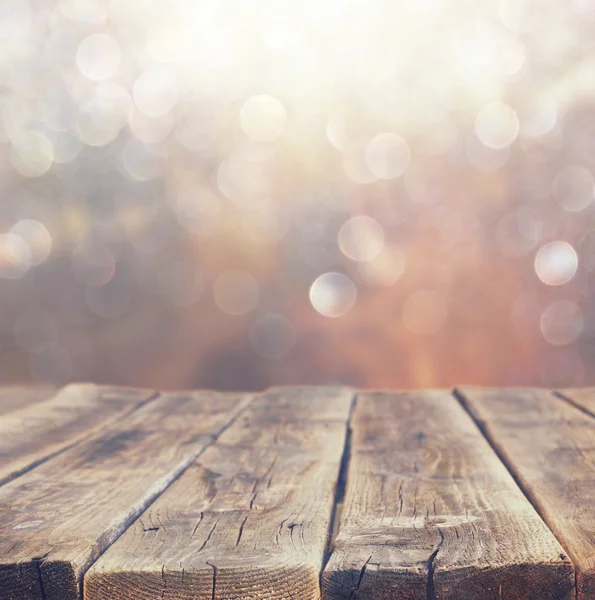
[0,389,249,600]
[459,386,595,599]
[0,383,156,486]
[557,388,595,417]
[323,390,574,600]
[85,386,353,600]
[0,387,55,416]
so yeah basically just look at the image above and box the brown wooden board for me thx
[0,386,55,416]
[0,389,249,600]
[322,390,574,600]
[0,383,156,486]
[85,387,353,600]
[458,386,595,599]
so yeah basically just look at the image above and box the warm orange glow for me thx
[0,0,594,389]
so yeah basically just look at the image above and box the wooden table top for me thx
[0,384,593,600]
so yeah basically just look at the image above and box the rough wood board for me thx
[85,386,353,600]
[0,389,250,600]
[459,386,595,599]
[557,388,595,417]
[0,386,55,416]
[0,383,155,486]
[323,390,574,600]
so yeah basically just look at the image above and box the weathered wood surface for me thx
[0,383,155,486]
[557,387,595,417]
[0,389,249,600]
[323,390,574,600]
[459,386,595,599]
[0,386,54,416]
[85,387,353,600]
[3,384,595,600]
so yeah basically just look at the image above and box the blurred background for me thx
[1,0,595,391]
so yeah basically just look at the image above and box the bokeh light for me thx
[239,95,287,143]
[552,166,594,212]
[475,102,519,149]
[76,33,121,81]
[365,133,411,180]
[338,216,385,262]
[10,132,54,177]
[310,273,357,318]
[133,68,179,117]
[0,0,594,390]
[10,221,52,266]
[0,234,31,280]
[540,301,584,346]
[534,242,579,286]
[358,246,406,287]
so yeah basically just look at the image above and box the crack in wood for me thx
[6,386,586,599]
[235,516,248,547]
[205,560,217,600]
[191,512,204,538]
[348,554,372,599]
[160,563,167,599]
[196,516,221,554]
[33,560,48,600]
[72,393,252,600]
[426,528,444,600]
[275,517,289,546]
[249,492,257,510]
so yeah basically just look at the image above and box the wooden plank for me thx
[85,386,353,600]
[0,386,55,416]
[557,388,595,417]
[458,386,595,599]
[323,390,574,600]
[0,389,249,600]
[0,383,156,486]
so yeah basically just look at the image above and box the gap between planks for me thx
[332,388,582,600]
[0,389,254,600]
[324,390,574,600]
[81,388,358,600]
[84,387,355,600]
[83,387,595,600]
[321,392,357,580]
[554,389,595,420]
[77,393,254,600]
[455,387,595,600]
[0,385,160,487]
[2,386,587,600]
[452,387,543,531]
